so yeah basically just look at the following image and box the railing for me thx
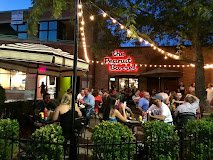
[0,131,212,160]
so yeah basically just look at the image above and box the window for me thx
[10,23,28,39]
[39,21,57,42]
[0,68,26,90]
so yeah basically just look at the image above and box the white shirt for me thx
[161,103,173,123]
[175,100,199,115]
[77,93,84,101]
[147,103,173,123]
[206,88,213,103]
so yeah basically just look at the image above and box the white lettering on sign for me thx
[104,50,138,72]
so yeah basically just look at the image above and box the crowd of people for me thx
[33,81,213,140]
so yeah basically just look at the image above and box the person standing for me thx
[40,82,46,97]
[188,83,195,95]
[206,83,213,105]
[178,81,186,96]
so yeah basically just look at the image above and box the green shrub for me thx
[0,119,19,159]
[92,121,135,160]
[28,124,64,160]
[185,119,213,159]
[142,121,179,160]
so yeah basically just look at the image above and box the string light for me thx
[164,56,168,59]
[103,12,107,17]
[127,30,131,35]
[78,12,83,17]
[139,38,143,42]
[78,4,82,9]
[87,2,182,60]
[112,18,117,23]
[81,21,85,25]
[87,60,213,69]
[120,25,124,29]
[90,15,94,20]
[79,2,89,63]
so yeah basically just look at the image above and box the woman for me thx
[92,89,103,118]
[52,94,82,139]
[104,95,127,122]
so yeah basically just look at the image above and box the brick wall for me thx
[90,47,213,91]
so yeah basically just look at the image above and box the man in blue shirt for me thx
[80,88,95,126]
[138,91,150,113]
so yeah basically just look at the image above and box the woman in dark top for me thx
[52,94,82,139]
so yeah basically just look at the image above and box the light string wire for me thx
[78,1,90,63]
[79,2,213,69]
[88,1,180,60]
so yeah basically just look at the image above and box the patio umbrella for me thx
[141,68,181,77]
[141,68,182,91]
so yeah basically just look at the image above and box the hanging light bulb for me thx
[103,12,107,17]
[90,15,94,20]
[78,12,82,17]
[144,41,149,45]
[112,19,116,23]
[139,38,143,42]
[127,30,131,35]
[78,4,82,9]
[81,21,85,25]
[164,56,168,59]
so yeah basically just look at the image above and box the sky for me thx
[0,0,32,11]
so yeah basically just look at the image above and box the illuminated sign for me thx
[104,50,138,72]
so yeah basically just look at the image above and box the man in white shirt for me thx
[174,94,199,116]
[148,94,173,124]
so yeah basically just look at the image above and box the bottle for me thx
[40,112,44,120]
[44,108,48,121]
[139,116,142,122]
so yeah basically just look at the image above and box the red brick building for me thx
[88,46,213,93]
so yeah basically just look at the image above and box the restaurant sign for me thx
[104,50,138,72]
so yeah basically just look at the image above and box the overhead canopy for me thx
[141,68,182,77]
[0,43,89,76]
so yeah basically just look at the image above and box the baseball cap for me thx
[152,94,163,101]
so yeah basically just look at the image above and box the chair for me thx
[176,112,196,130]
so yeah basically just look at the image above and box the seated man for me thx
[79,88,95,126]
[137,91,150,120]
[174,94,199,128]
[148,94,173,124]
[174,94,199,116]
[34,93,57,119]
